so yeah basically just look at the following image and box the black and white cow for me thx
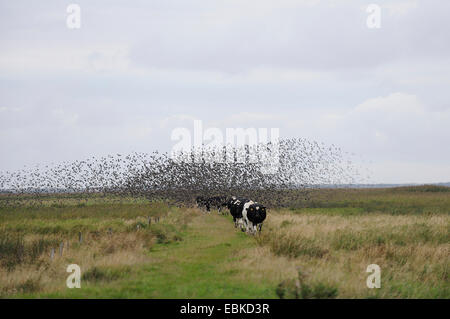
[242,201,267,234]
[199,195,267,233]
[226,196,267,234]
[196,195,228,214]
[227,197,248,228]
[208,195,228,214]
[196,196,205,207]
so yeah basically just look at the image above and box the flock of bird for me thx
[0,138,362,208]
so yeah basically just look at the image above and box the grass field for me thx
[0,186,449,298]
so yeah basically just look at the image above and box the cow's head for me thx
[227,196,237,207]
[249,203,266,215]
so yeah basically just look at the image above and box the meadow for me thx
[0,186,449,298]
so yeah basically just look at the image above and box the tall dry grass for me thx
[238,210,449,298]
[0,204,199,297]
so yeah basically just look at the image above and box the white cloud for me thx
[0,0,449,183]
[368,160,450,184]
[159,114,199,129]
[383,0,419,17]
[354,92,424,115]
[0,45,131,73]
[51,108,79,126]
[225,112,285,125]
[317,92,450,166]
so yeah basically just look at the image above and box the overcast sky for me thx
[1,0,449,183]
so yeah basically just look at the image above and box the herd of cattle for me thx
[196,195,267,235]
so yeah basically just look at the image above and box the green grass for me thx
[14,214,274,298]
[1,186,449,298]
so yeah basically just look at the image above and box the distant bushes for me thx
[299,199,439,215]
[285,185,450,214]
[0,201,170,221]
[397,185,450,193]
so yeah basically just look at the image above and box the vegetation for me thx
[0,186,449,298]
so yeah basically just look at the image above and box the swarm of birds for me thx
[0,138,362,208]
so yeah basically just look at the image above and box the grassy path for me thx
[41,212,276,298]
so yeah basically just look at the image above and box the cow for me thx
[225,196,237,217]
[196,196,210,213]
[228,197,251,229]
[207,195,228,214]
[242,202,267,234]
[195,196,204,208]
[196,195,228,214]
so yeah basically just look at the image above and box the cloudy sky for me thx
[1,0,449,183]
